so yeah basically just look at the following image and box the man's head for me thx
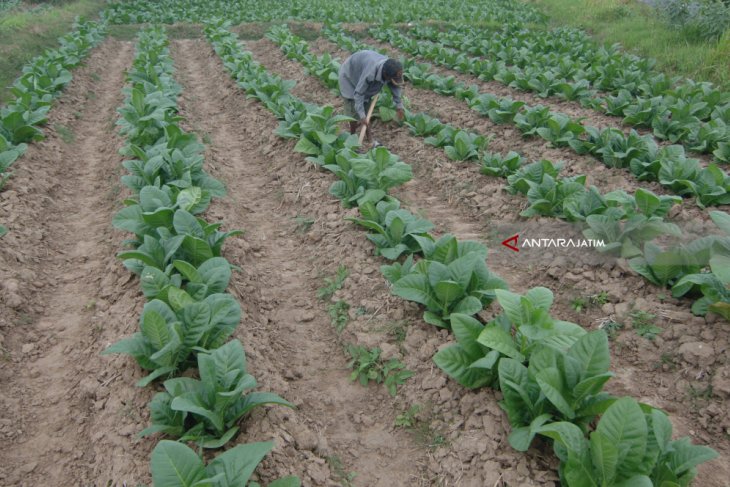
[383,58,404,86]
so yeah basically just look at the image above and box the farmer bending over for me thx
[339,50,405,140]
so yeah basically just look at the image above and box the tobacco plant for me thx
[141,340,293,448]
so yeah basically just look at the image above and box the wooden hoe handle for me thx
[358,94,380,145]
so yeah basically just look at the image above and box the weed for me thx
[328,299,350,333]
[84,299,96,311]
[201,132,212,145]
[355,306,368,316]
[293,214,314,233]
[326,455,357,487]
[590,291,609,306]
[571,297,587,313]
[630,310,663,340]
[687,384,713,411]
[317,265,349,301]
[401,402,449,450]
[90,72,101,82]
[598,318,623,339]
[54,123,75,144]
[657,352,677,371]
[395,404,421,428]
[381,320,408,344]
[345,344,413,396]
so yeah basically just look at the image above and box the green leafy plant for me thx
[103,291,241,386]
[536,113,585,147]
[434,288,586,390]
[150,440,300,487]
[404,112,443,137]
[506,159,561,195]
[630,310,663,340]
[583,213,682,258]
[499,331,615,451]
[386,235,507,328]
[348,199,434,259]
[481,150,524,178]
[293,105,356,158]
[514,105,551,136]
[328,300,350,333]
[521,174,587,218]
[444,130,486,161]
[141,339,293,448]
[395,404,421,428]
[324,146,413,208]
[629,239,713,288]
[346,344,413,396]
[539,397,718,487]
[317,265,349,301]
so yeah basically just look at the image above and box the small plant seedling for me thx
[326,455,357,487]
[630,310,663,340]
[384,320,408,344]
[317,265,349,301]
[328,300,350,333]
[590,291,609,306]
[395,404,421,428]
[571,297,587,313]
[201,132,213,145]
[345,344,413,396]
[598,318,623,340]
[355,306,368,316]
[293,214,315,233]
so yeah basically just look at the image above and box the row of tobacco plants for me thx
[367,26,730,199]
[0,18,107,237]
[398,23,730,161]
[299,24,730,324]
[101,0,544,25]
[102,25,299,487]
[207,21,719,486]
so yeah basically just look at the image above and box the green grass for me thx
[524,0,730,90]
[0,0,106,103]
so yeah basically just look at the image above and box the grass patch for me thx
[0,0,106,103]
[524,0,730,89]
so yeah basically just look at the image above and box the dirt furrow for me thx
[243,36,574,486]
[246,36,730,486]
[0,39,154,484]
[171,38,435,486]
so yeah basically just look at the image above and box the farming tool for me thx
[359,93,381,150]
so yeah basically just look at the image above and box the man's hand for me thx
[359,117,369,127]
[396,108,405,122]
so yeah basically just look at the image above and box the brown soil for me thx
[0,39,154,484]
